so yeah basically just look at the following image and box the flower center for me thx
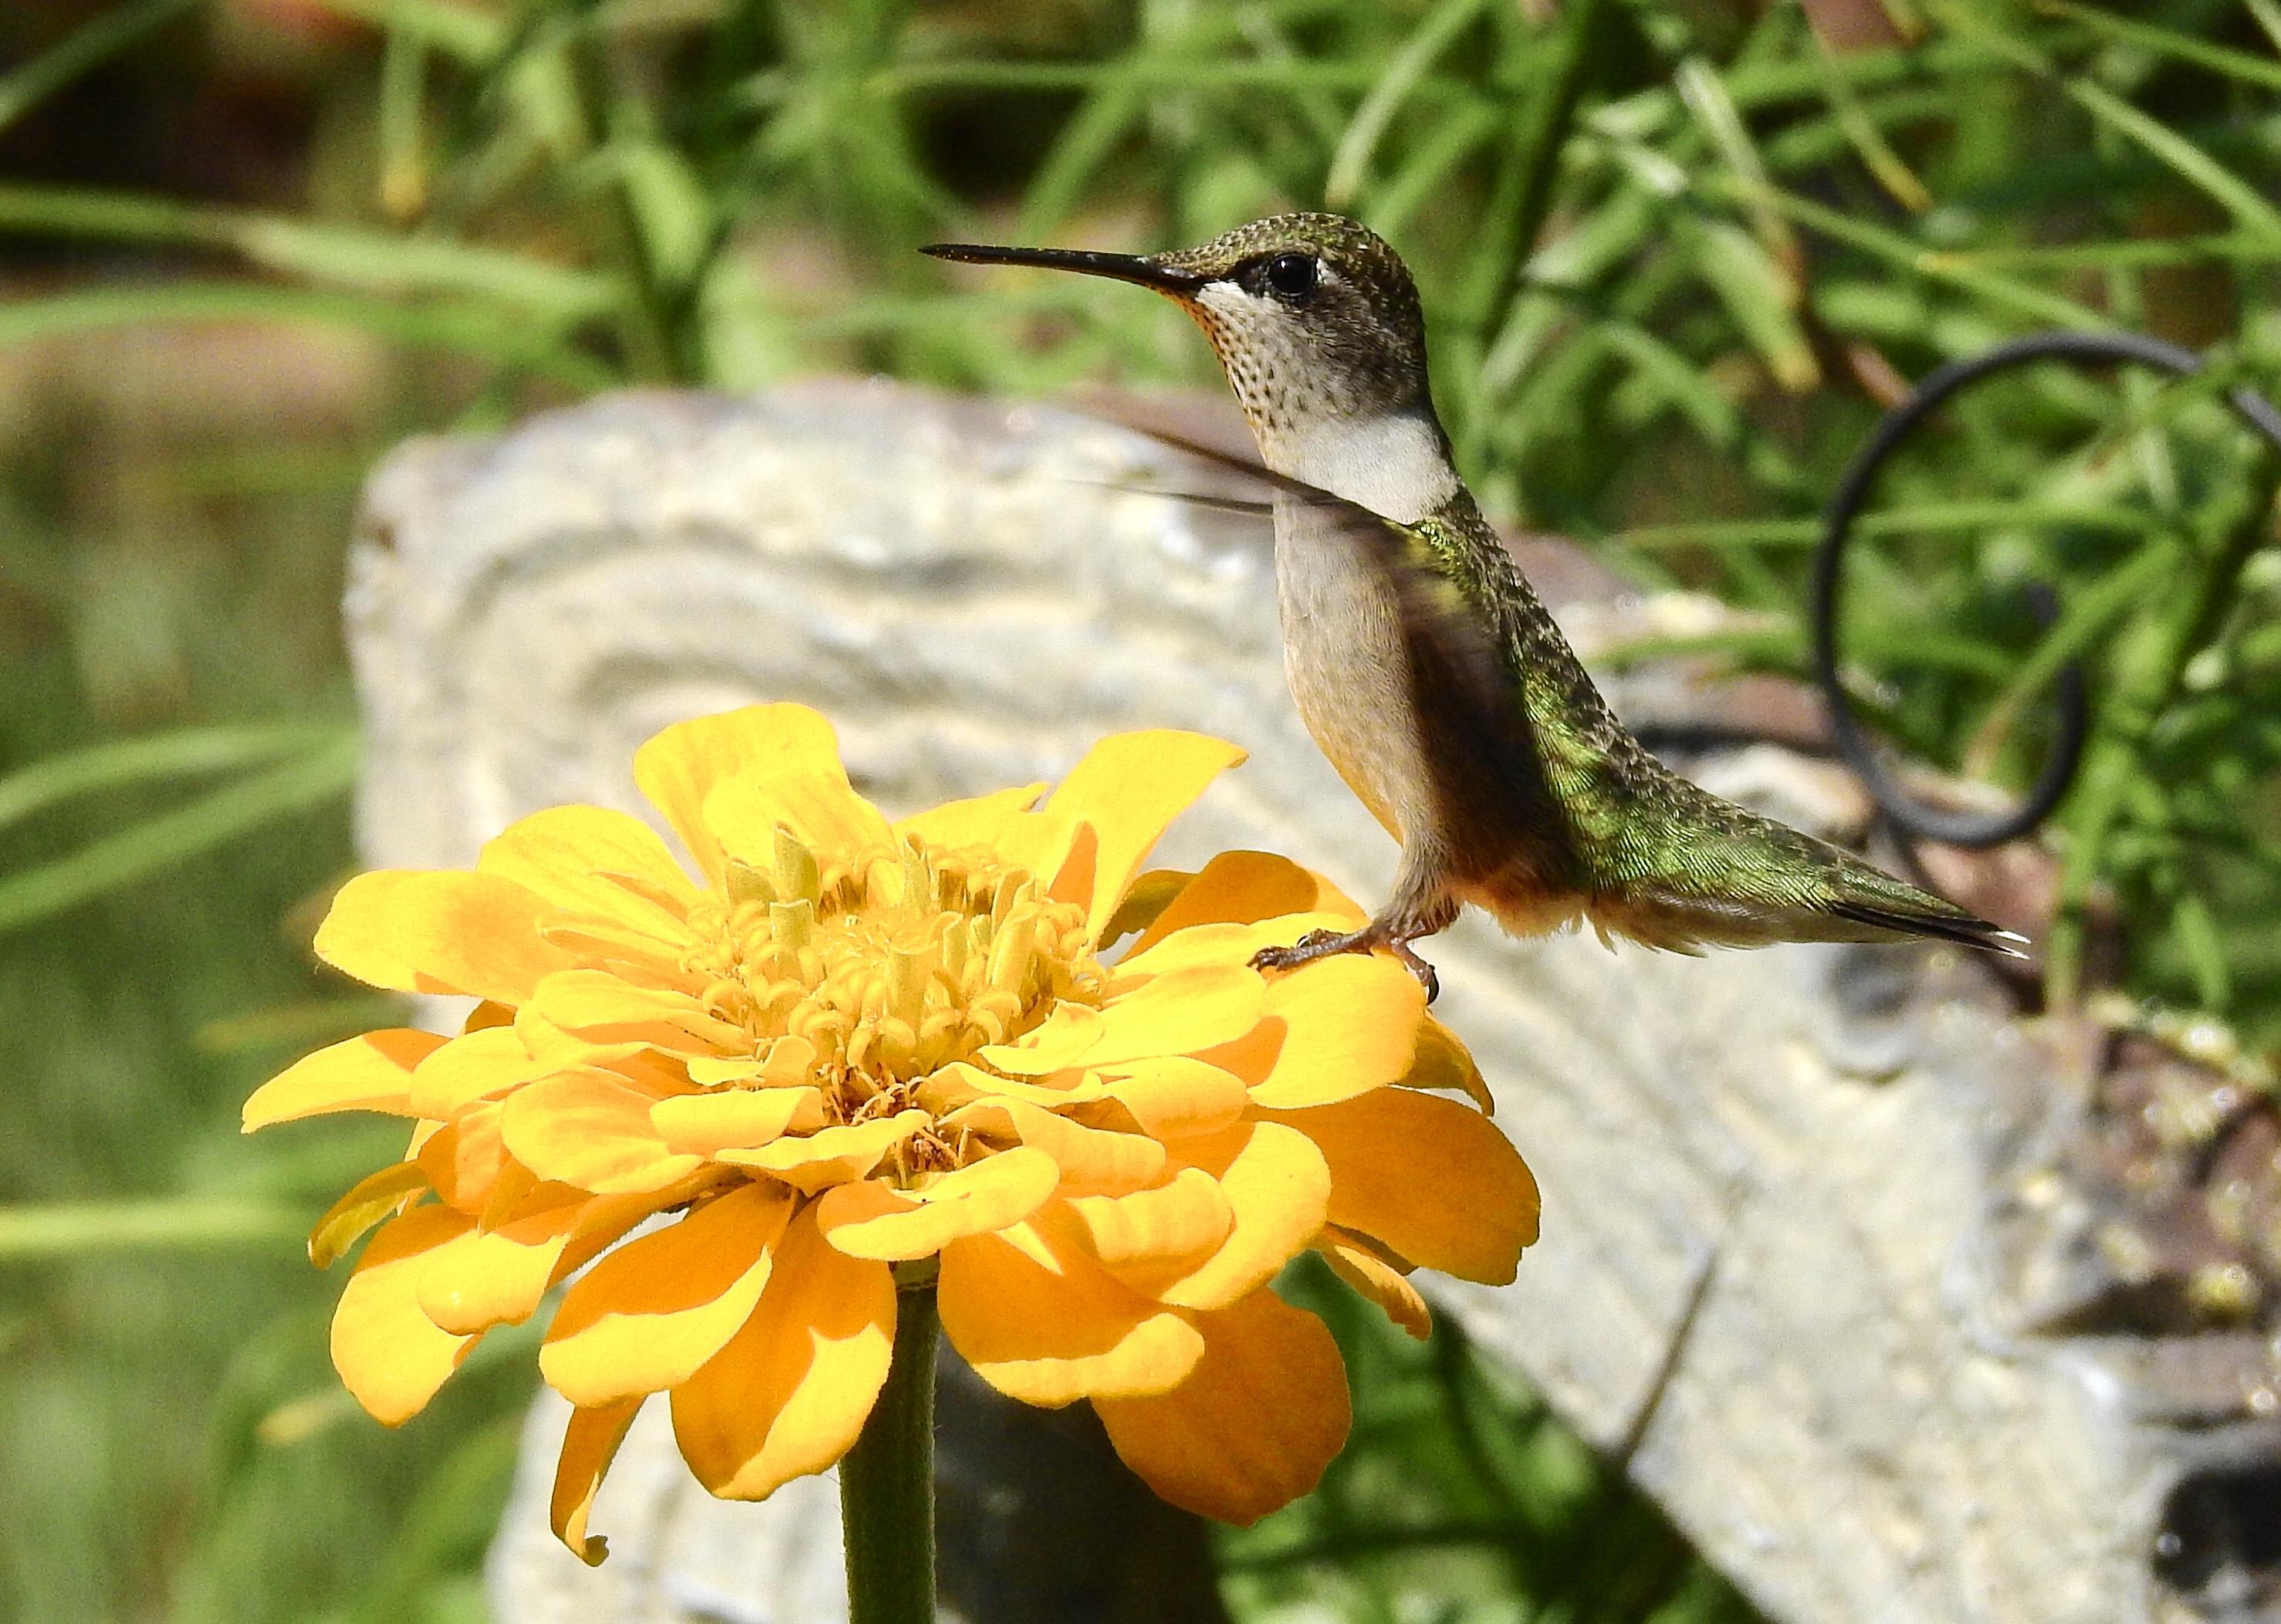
[681,827,1101,1117]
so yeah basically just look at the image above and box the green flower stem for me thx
[841,1282,939,1624]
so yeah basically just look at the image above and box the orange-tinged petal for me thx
[416,1187,657,1337]
[1403,1019,1495,1114]
[527,969,747,1054]
[943,1098,1166,1195]
[1246,955,1425,1109]
[1098,1057,1250,1139]
[540,1181,794,1406]
[1040,731,1247,942]
[552,1396,643,1566]
[1318,1226,1430,1340]
[1094,1289,1349,1526]
[330,1203,479,1426]
[672,1205,895,1499]
[815,1147,1059,1260]
[416,1101,507,1212]
[975,1003,1102,1075]
[1159,1122,1330,1310]
[502,1070,704,1195]
[716,1111,930,1193]
[1130,849,1363,954]
[633,704,845,882]
[651,1087,827,1156]
[314,870,578,1003]
[408,1026,557,1119]
[1090,964,1265,1066]
[706,768,895,882]
[1067,1168,1232,1294]
[895,783,1047,857]
[1262,1088,1538,1283]
[309,1161,428,1268]
[242,1028,442,1131]
[939,1208,1204,1405]
[479,804,698,932]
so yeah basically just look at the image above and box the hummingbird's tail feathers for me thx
[1824,900,2030,957]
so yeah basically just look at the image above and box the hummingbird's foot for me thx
[1249,929,1442,1003]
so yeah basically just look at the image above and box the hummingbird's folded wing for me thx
[1099,422,1524,729]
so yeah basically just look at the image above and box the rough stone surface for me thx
[340,380,2281,1624]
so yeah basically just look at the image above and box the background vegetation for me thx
[4,0,2279,1618]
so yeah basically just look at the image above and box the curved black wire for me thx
[1812,329,2281,848]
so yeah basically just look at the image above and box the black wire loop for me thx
[1812,329,2281,848]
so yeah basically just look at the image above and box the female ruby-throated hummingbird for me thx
[923,214,2022,996]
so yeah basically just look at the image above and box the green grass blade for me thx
[0,182,619,319]
[0,0,203,135]
[0,283,620,388]
[0,733,360,936]
[2032,0,2281,92]
[0,1199,306,1260]
[0,722,346,834]
[1324,0,1492,208]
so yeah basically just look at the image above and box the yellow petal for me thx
[895,783,1047,855]
[479,804,699,932]
[308,1161,428,1268]
[1318,1225,1430,1340]
[938,1207,1204,1405]
[706,768,895,883]
[314,870,578,1003]
[552,1396,644,1566]
[672,1204,895,1499]
[651,1087,827,1156]
[1040,731,1247,943]
[943,1098,1166,1195]
[408,1025,557,1119]
[1066,1168,1233,1295]
[1129,849,1363,954]
[1094,1289,1349,1526]
[1098,1057,1250,1139]
[1262,1088,1538,1284]
[1090,964,1265,1066]
[1245,955,1425,1109]
[417,1187,656,1337]
[501,1070,705,1195]
[330,1204,479,1426]
[815,1147,1059,1260]
[243,1029,442,1131]
[633,704,846,882]
[540,1181,794,1406]
[975,1003,1102,1076]
[716,1111,932,1193]
[527,969,748,1054]
[1159,1122,1330,1310]
[919,1061,1105,1114]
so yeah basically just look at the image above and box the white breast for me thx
[1274,494,1433,844]
[1280,408,1457,526]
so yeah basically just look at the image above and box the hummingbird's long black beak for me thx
[919,242,1206,295]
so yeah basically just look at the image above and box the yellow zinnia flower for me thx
[245,705,1537,1558]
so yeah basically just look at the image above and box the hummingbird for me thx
[922,214,2022,997]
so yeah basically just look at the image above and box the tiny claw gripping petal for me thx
[1248,927,1442,1003]
[1389,941,1440,1004]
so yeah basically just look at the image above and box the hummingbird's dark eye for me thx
[1263,252,1320,301]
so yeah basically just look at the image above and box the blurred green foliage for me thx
[5,0,2281,1618]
